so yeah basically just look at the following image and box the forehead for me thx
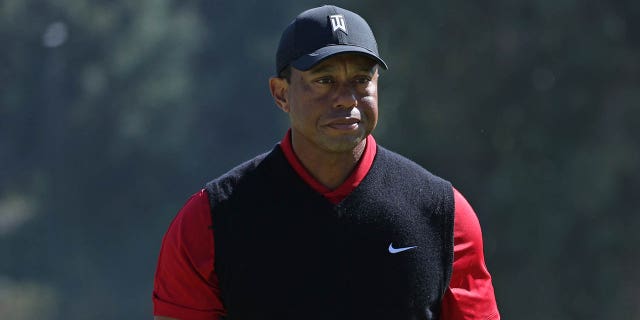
[305,53,379,73]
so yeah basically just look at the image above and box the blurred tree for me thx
[1,0,204,318]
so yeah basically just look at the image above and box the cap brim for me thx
[291,45,388,71]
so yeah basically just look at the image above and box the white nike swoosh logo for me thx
[388,243,418,254]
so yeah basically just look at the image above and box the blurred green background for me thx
[1,0,639,319]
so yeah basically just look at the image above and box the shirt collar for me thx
[279,129,377,204]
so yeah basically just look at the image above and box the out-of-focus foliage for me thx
[1,0,638,319]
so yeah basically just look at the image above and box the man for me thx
[153,5,499,320]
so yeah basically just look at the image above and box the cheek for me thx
[364,83,379,124]
[289,96,319,126]
[362,96,378,115]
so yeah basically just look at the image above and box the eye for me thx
[354,76,372,84]
[315,77,334,84]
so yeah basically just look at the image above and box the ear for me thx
[269,76,290,113]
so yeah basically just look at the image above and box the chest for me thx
[206,148,454,319]
[213,184,449,319]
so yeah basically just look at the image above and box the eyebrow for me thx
[307,64,338,75]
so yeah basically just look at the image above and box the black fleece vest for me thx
[205,145,454,320]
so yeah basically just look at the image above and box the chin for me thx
[321,135,365,153]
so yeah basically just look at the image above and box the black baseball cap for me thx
[275,5,388,75]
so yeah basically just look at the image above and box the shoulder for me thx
[153,190,226,318]
[375,146,431,173]
[375,145,451,185]
[204,148,277,202]
[154,189,214,284]
[375,145,454,211]
[162,190,213,252]
[452,188,488,269]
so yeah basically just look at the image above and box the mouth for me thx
[325,118,361,130]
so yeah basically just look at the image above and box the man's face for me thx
[275,53,379,154]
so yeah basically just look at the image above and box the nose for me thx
[333,82,358,109]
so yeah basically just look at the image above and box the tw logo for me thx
[329,14,347,34]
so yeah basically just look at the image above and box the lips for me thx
[325,118,360,130]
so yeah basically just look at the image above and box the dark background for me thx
[1,1,638,319]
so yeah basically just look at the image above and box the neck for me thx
[292,136,366,190]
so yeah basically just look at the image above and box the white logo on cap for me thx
[329,14,347,34]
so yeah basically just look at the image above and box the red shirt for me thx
[153,133,500,319]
